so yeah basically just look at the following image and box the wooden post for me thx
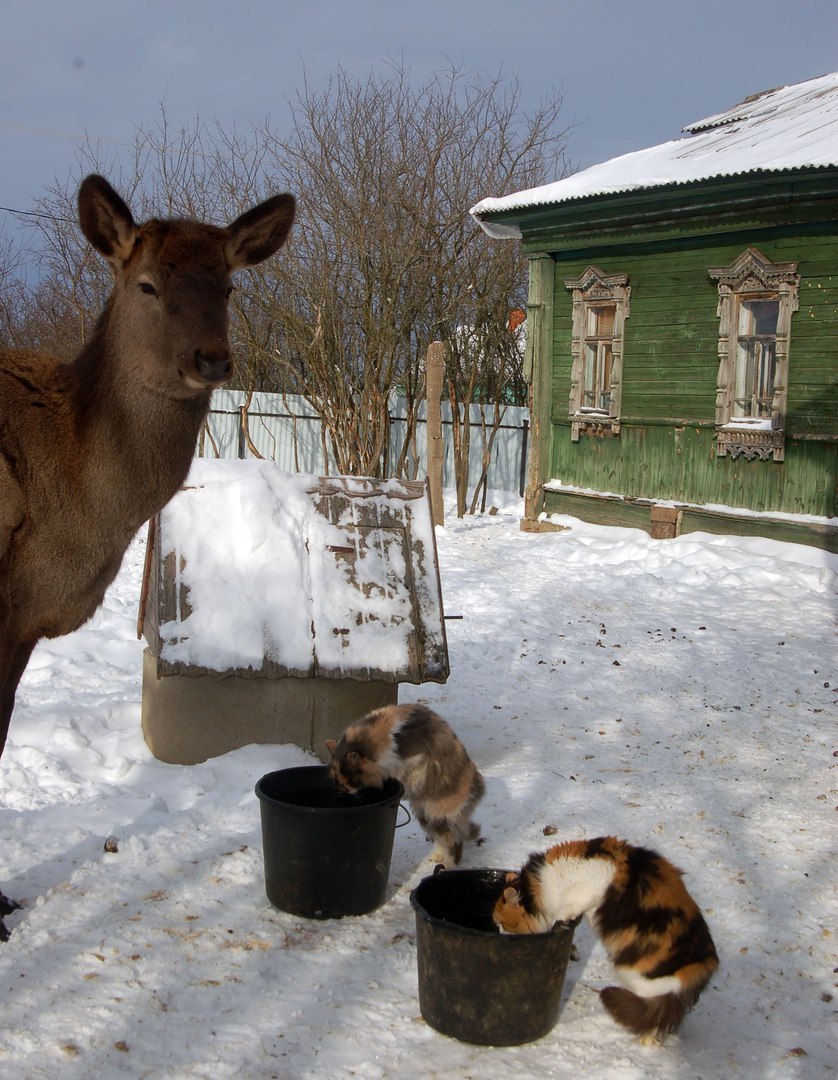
[425,341,445,527]
[523,253,555,525]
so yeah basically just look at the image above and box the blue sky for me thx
[1,0,836,218]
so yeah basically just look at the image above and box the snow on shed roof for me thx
[140,459,449,684]
[471,72,838,238]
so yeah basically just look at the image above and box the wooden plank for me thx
[679,508,838,553]
[542,487,837,551]
[542,488,652,529]
[425,341,445,526]
[524,252,556,520]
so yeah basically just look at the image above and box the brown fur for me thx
[494,883,544,934]
[494,836,719,1041]
[0,176,295,938]
[326,704,485,868]
[599,985,696,1040]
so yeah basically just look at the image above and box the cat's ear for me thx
[325,739,336,754]
[504,871,519,883]
[346,750,361,765]
[502,887,520,903]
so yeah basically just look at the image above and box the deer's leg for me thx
[0,637,34,756]
[0,637,35,941]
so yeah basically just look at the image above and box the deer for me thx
[0,175,295,938]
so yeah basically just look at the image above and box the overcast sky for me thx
[1,0,836,222]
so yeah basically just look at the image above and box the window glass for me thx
[582,302,616,410]
[585,303,615,338]
[738,298,779,337]
[583,342,613,409]
[734,298,779,418]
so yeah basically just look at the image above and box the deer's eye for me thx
[139,281,157,296]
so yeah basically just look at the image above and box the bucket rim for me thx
[409,867,580,941]
[255,765,404,816]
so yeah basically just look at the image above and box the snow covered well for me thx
[138,460,448,763]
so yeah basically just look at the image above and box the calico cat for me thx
[493,836,719,1041]
[325,704,485,868]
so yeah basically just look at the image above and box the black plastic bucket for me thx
[410,868,578,1046]
[255,765,404,919]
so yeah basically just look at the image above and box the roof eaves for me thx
[472,164,838,238]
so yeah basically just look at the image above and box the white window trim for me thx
[564,267,630,442]
[709,248,798,463]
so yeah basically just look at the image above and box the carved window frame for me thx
[708,249,798,463]
[564,267,630,441]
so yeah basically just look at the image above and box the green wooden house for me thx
[472,73,838,551]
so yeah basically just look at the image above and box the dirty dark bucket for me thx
[255,766,404,919]
[410,868,578,1045]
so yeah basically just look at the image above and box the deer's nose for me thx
[194,347,232,385]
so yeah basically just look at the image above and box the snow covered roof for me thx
[139,459,449,684]
[471,71,838,238]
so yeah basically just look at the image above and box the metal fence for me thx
[199,388,530,496]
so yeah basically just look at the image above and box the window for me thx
[733,298,780,419]
[564,267,630,441]
[709,249,798,462]
[582,302,616,411]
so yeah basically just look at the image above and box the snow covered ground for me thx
[0,492,835,1079]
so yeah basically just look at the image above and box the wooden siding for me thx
[549,423,835,516]
[545,230,837,517]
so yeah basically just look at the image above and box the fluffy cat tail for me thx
[599,985,700,1039]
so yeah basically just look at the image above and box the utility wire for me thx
[0,205,73,223]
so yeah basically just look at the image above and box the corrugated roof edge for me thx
[470,162,837,238]
[471,71,838,238]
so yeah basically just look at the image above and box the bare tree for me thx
[0,229,28,347]
[260,63,571,491]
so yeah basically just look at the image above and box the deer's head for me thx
[77,175,295,398]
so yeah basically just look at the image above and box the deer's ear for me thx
[225,193,295,271]
[78,175,138,265]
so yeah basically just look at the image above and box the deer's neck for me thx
[68,320,212,529]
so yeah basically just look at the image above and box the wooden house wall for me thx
[545,229,837,517]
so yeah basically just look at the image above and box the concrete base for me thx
[141,649,399,765]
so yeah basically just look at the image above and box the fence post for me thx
[426,341,445,527]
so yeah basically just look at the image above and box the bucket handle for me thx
[396,802,412,828]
